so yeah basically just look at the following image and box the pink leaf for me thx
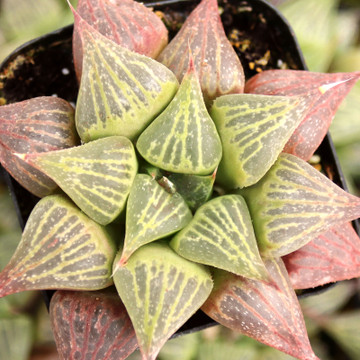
[72,0,168,81]
[202,257,319,360]
[283,222,360,289]
[244,70,360,160]
[50,288,138,360]
[0,97,78,197]
[157,0,245,103]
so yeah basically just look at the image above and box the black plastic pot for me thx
[0,0,358,335]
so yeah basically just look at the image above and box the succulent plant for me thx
[0,0,360,359]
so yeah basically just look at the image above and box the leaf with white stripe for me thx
[74,11,178,142]
[0,195,116,298]
[118,174,192,265]
[239,153,360,257]
[245,69,360,160]
[22,136,138,225]
[113,242,213,360]
[157,0,244,103]
[211,94,307,189]
[136,59,222,175]
[0,97,78,197]
[72,0,168,80]
[201,258,319,360]
[170,195,269,281]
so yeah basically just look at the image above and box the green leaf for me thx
[239,153,360,257]
[74,12,178,142]
[0,315,33,360]
[118,174,192,265]
[50,288,138,360]
[136,59,222,175]
[113,242,213,360]
[168,172,215,211]
[202,258,319,360]
[23,136,138,225]
[157,0,244,102]
[170,195,269,281]
[0,195,116,297]
[211,94,307,189]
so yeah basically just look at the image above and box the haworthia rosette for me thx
[170,195,269,281]
[245,69,360,160]
[72,0,168,81]
[283,222,360,289]
[113,242,213,360]
[0,195,116,297]
[239,153,360,257]
[157,0,244,102]
[50,289,138,360]
[211,93,308,189]
[202,258,319,360]
[136,59,222,175]
[119,173,192,265]
[0,97,78,197]
[22,136,138,225]
[74,12,178,142]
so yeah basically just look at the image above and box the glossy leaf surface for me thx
[50,289,138,360]
[171,195,269,281]
[202,258,319,360]
[240,153,360,257]
[0,195,116,297]
[245,70,360,160]
[74,13,178,142]
[283,222,360,289]
[23,136,138,225]
[211,93,307,189]
[119,174,192,265]
[168,172,215,211]
[136,60,222,175]
[73,0,168,80]
[157,0,244,102]
[0,97,78,197]
[113,242,213,360]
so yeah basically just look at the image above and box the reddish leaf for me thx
[157,0,245,103]
[202,258,319,360]
[0,97,78,197]
[283,222,360,289]
[72,0,168,81]
[245,70,360,160]
[50,288,138,360]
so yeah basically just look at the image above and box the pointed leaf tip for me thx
[121,174,192,262]
[239,153,360,257]
[157,0,245,102]
[24,136,138,225]
[0,195,116,297]
[113,242,213,360]
[245,70,360,160]
[72,0,168,80]
[137,65,222,175]
[202,258,319,360]
[75,23,178,142]
[170,194,270,281]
